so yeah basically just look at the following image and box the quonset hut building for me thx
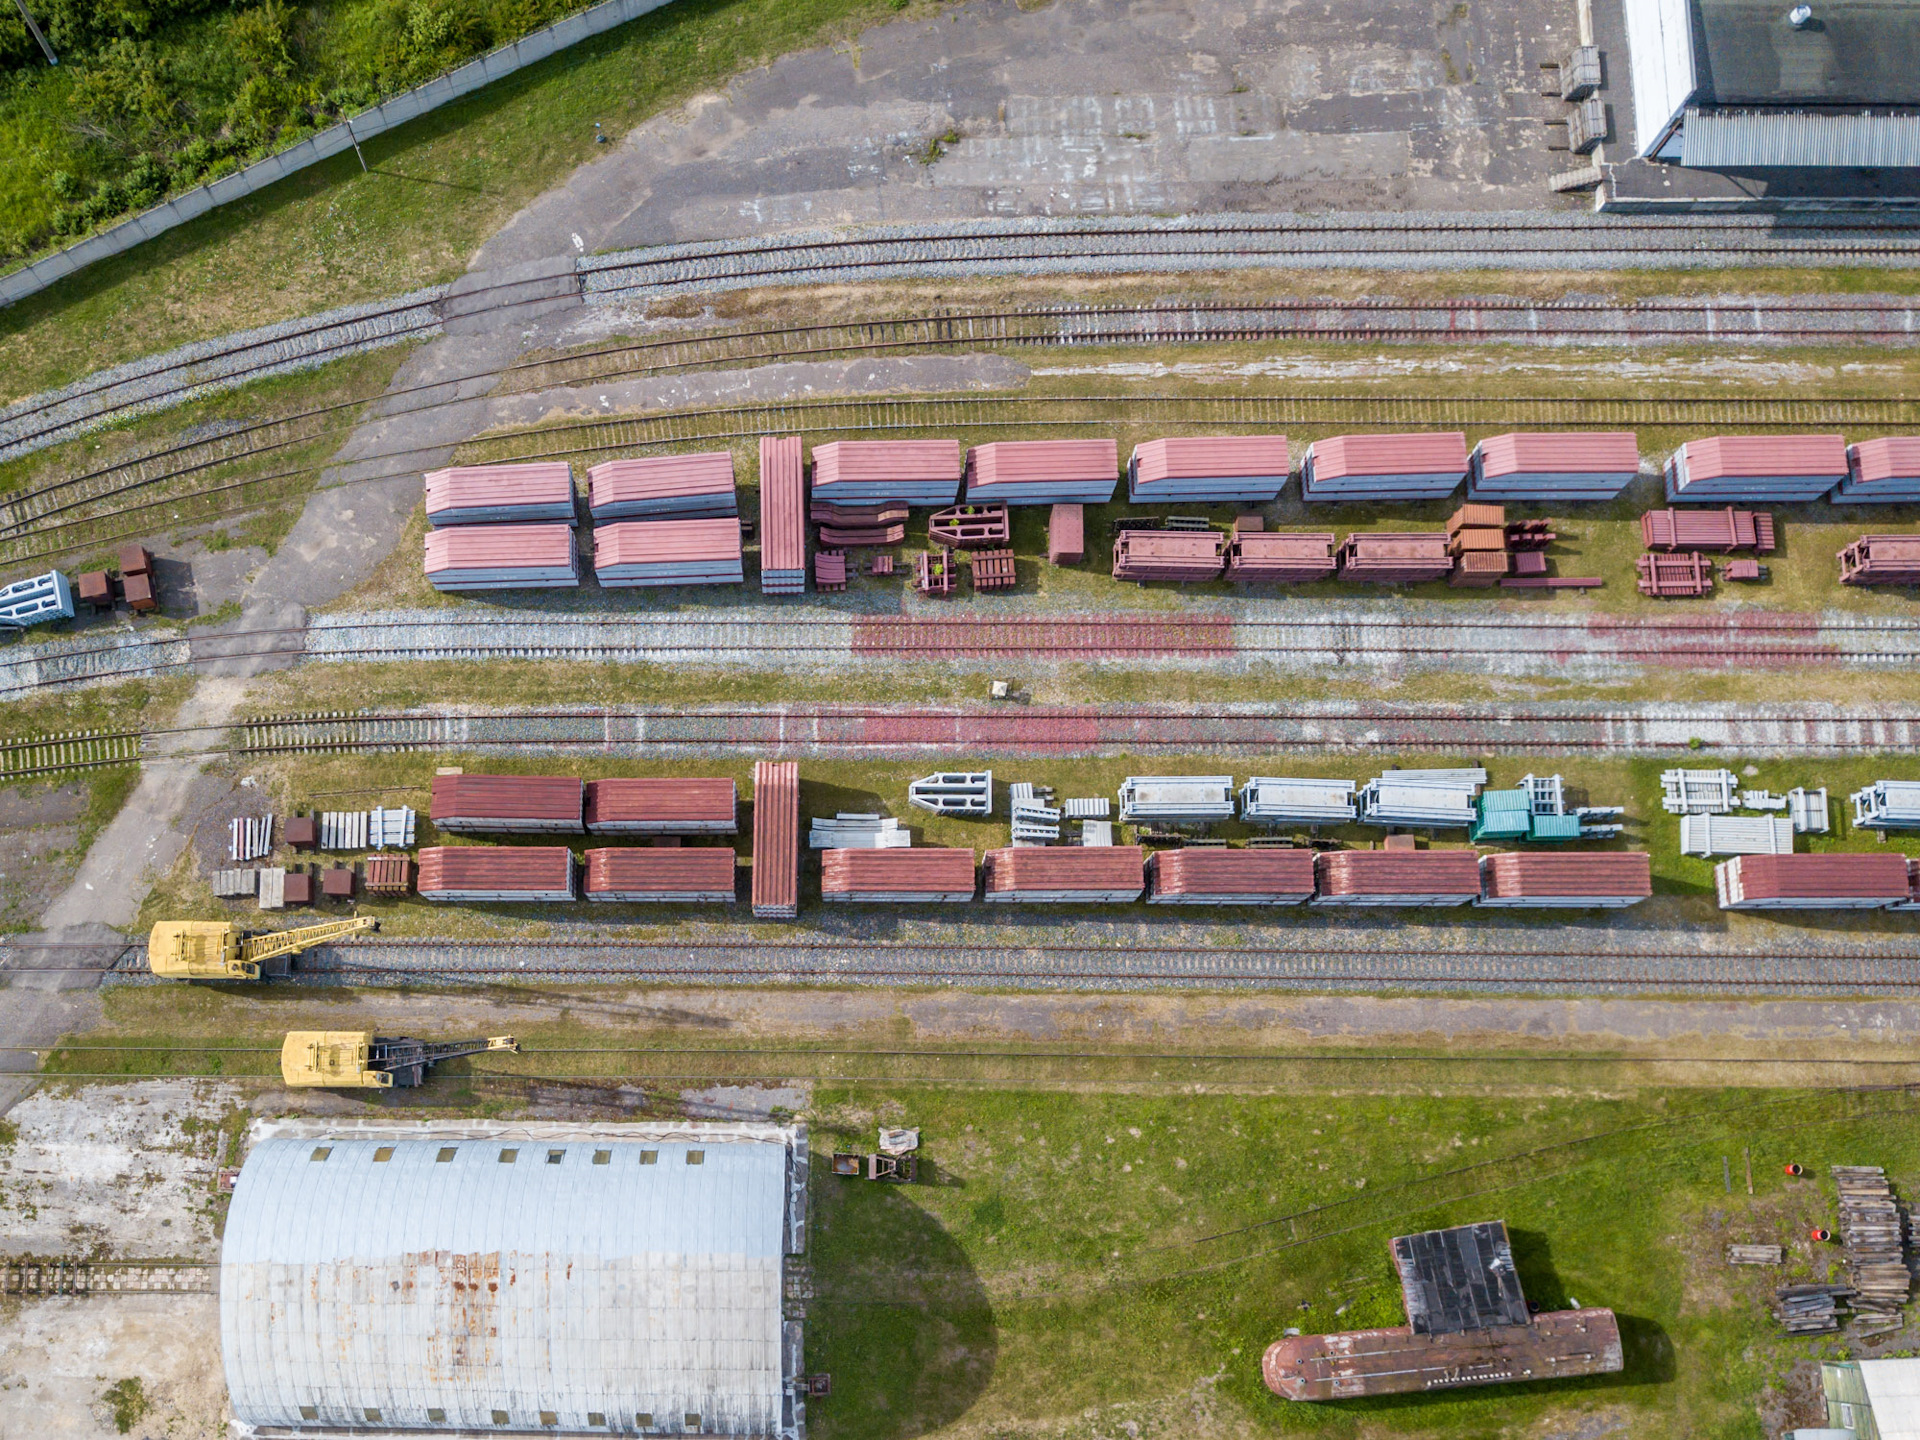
[220,1120,809,1436]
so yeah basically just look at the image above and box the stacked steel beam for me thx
[424,523,579,590]
[1640,508,1775,552]
[429,774,584,833]
[751,760,800,918]
[424,462,576,525]
[1224,531,1336,583]
[593,518,744,587]
[1468,432,1640,502]
[1714,853,1913,909]
[1637,551,1713,597]
[584,778,737,834]
[416,846,575,902]
[1446,504,1509,588]
[1665,435,1847,503]
[1112,530,1226,582]
[759,435,806,595]
[583,847,737,902]
[587,452,737,520]
[1840,535,1920,586]
[1302,433,1468,502]
[1477,852,1652,908]
[1336,532,1453,583]
[821,848,977,902]
[1312,849,1483,907]
[1840,438,1920,503]
[965,439,1119,505]
[982,846,1145,903]
[1146,848,1315,905]
[812,438,962,505]
[1128,435,1290,504]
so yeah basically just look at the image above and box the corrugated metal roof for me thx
[595,518,744,567]
[1309,433,1468,480]
[1722,852,1910,901]
[1148,848,1315,898]
[583,846,737,897]
[1316,850,1482,897]
[416,846,574,897]
[759,437,806,578]
[1474,432,1639,477]
[821,848,976,896]
[1480,851,1652,899]
[751,762,799,918]
[424,464,574,515]
[1132,436,1290,485]
[431,775,583,826]
[221,1129,798,1434]
[1852,438,1920,485]
[1680,435,1848,481]
[424,525,576,572]
[811,440,961,484]
[589,453,735,507]
[586,779,737,831]
[983,846,1144,895]
[968,440,1119,485]
[1682,108,1920,169]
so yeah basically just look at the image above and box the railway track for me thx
[0,1258,218,1297]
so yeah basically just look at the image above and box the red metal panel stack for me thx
[1129,435,1290,503]
[424,523,579,590]
[812,439,962,505]
[1336,533,1453,583]
[1301,433,1468,502]
[416,846,575,902]
[814,552,848,591]
[821,848,977,903]
[1468,432,1640,502]
[1477,852,1652,908]
[584,778,737,834]
[1048,504,1085,565]
[1636,552,1713,597]
[1112,530,1227,582]
[1665,435,1847,502]
[982,846,1145,903]
[759,435,806,595]
[1842,438,1920,502]
[1146,848,1315,905]
[583,847,736,902]
[1224,531,1336,583]
[1312,849,1482,906]
[424,462,576,526]
[1839,535,1920,586]
[1640,507,1775,553]
[593,518,744,587]
[751,761,799,918]
[430,774,584,834]
[588,452,737,521]
[966,440,1119,505]
[1715,853,1912,910]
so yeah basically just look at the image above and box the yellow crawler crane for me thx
[281,1031,518,1089]
[146,916,378,980]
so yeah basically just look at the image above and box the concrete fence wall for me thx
[0,0,675,311]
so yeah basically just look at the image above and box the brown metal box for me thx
[284,817,318,850]
[281,872,314,906]
[321,867,355,898]
[77,572,112,607]
[122,573,158,613]
[118,544,153,576]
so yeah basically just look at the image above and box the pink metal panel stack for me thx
[1112,530,1226,582]
[1146,848,1315,905]
[1048,504,1085,565]
[814,552,848,591]
[1129,435,1290,503]
[587,452,737,520]
[1715,853,1912,910]
[1301,433,1468,502]
[812,439,962,505]
[582,847,736,902]
[423,462,576,526]
[966,439,1119,505]
[430,774,584,834]
[416,846,575,902]
[1840,535,1920,586]
[751,761,799,918]
[424,523,578,590]
[982,846,1145,903]
[1636,551,1712,597]
[821,848,977,903]
[584,778,737,835]
[928,504,1011,549]
[1640,507,1775,552]
[1477,852,1652,908]
[1312,849,1482,907]
[593,518,744,587]
[1336,533,1453,583]
[1665,435,1847,502]
[1841,438,1920,502]
[1468,432,1639,502]
[1225,531,1337,583]
[759,435,806,595]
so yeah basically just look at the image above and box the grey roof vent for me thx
[1788,5,1813,28]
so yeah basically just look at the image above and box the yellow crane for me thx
[145,917,378,980]
[281,1031,518,1089]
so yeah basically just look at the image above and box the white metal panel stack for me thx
[229,816,273,862]
[369,806,416,849]
[257,868,287,911]
[1787,787,1830,834]
[1062,798,1110,819]
[1239,778,1359,825]
[1679,813,1795,857]
[320,812,370,850]
[1356,769,1486,829]
[1011,790,1063,845]
[1660,768,1739,815]
[1853,780,1920,830]
[1117,776,1236,825]
[808,814,911,849]
[1080,820,1114,846]
[907,772,992,816]
[212,869,257,898]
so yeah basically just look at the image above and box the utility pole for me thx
[12,1,57,66]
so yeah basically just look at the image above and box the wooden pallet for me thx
[971,549,1017,591]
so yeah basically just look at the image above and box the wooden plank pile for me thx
[1726,1244,1785,1266]
[1773,1283,1852,1334]
[1834,1164,1912,1326]
[970,550,1017,591]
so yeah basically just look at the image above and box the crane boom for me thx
[237,916,378,967]
[149,916,378,979]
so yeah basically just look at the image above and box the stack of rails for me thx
[1335,532,1453,583]
[1446,504,1509,588]
[587,452,737,520]
[751,760,800,919]
[927,504,1011,549]
[1665,435,1848,503]
[424,523,578,590]
[1714,853,1914,910]
[1467,432,1640,503]
[423,462,576,525]
[821,848,978,903]
[1112,530,1226,582]
[815,500,907,547]
[1641,507,1775,552]
[1128,435,1290,504]
[593,517,744,587]
[982,846,1145,903]
[1240,777,1358,825]
[1118,776,1236,825]
[584,778,737,834]
[1312,849,1483,907]
[1477,852,1653,908]
[1146,848,1316,905]
[1224,531,1336,583]
[1636,551,1713,598]
[1839,535,1920,586]
[819,522,906,547]
[1831,1166,1913,1323]
[1840,438,1920,503]
[417,846,575,902]
[759,435,807,595]
[1301,433,1468,503]
[583,847,737,903]
[812,438,962,506]
[965,439,1119,505]
[1048,504,1085,564]
[429,774,583,833]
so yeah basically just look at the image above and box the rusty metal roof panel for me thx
[1262,1308,1623,1400]
[1146,848,1315,904]
[430,775,584,833]
[415,846,576,901]
[585,778,738,834]
[583,846,737,901]
[751,761,799,917]
[220,1126,801,1434]
[423,463,576,525]
[759,436,807,591]
[820,847,977,901]
[1313,849,1482,905]
[588,453,738,520]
